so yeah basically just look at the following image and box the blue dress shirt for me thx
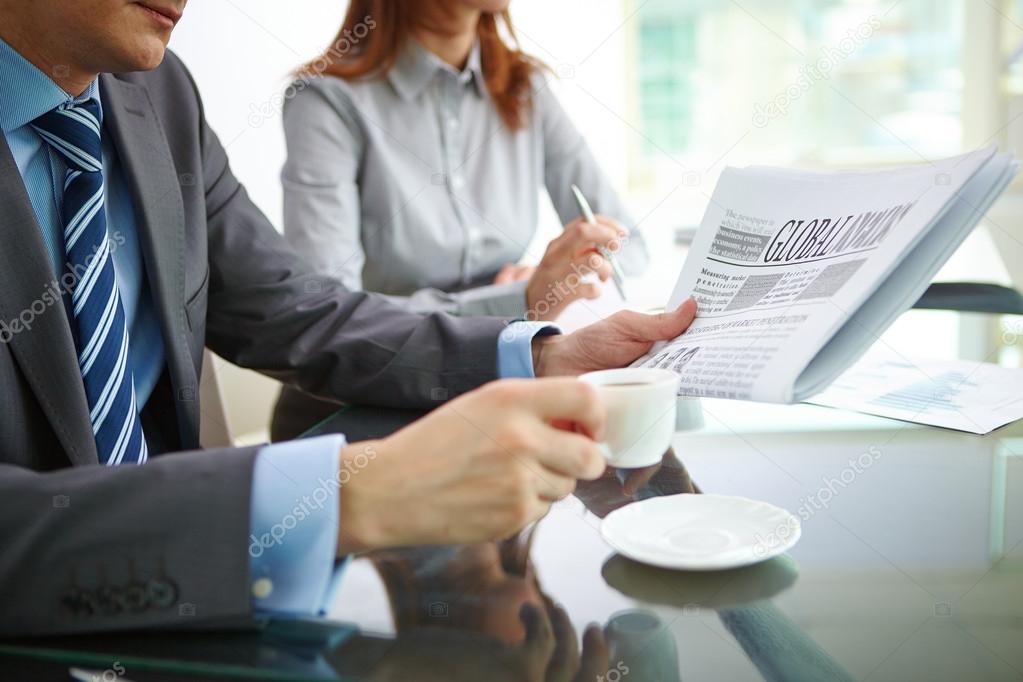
[0,37,556,616]
[0,38,165,407]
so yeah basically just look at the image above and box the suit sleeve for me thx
[0,446,260,636]
[199,82,506,408]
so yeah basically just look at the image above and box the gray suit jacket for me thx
[0,52,506,636]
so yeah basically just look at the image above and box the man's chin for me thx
[119,41,169,73]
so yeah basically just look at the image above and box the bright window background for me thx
[631,0,965,172]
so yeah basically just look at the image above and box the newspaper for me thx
[634,146,1019,403]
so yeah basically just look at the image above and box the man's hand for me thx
[533,298,698,376]
[335,379,607,554]
[525,216,627,321]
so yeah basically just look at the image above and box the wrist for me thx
[524,279,539,314]
[335,440,385,555]
[531,333,565,377]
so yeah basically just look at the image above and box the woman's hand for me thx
[495,264,537,285]
[525,216,628,321]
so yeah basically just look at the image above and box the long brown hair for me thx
[300,1,545,130]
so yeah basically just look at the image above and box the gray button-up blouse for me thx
[281,39,648,317]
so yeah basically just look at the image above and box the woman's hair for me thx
[299,1,546,130]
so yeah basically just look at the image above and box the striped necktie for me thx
[31,99,148,465]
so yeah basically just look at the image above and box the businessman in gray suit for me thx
[0,0,697,636]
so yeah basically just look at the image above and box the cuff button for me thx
[252,577,273,600]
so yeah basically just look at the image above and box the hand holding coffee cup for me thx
[579,368,681,468]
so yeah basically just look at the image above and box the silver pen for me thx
[570,184,627,299]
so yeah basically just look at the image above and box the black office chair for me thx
[914,282,1023,315]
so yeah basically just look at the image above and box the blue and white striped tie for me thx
[32,100,148,465]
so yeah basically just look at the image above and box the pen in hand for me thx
[570,184,627,300]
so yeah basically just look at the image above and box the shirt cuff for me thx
[497,321,562,378]
[248,434,345,615]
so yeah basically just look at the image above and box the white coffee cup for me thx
[579,368,681,468]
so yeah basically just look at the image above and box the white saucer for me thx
[600,494,801,570]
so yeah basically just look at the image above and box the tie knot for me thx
[30,99,103,173]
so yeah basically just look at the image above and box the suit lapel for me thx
[99,74,200,449]
[0,136,98,465]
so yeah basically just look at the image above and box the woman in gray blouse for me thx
[272,0,649,438]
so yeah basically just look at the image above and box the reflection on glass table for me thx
[329,450,848,682]
[3,378,1022,680]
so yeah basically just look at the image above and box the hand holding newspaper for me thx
[634,146,1019,403]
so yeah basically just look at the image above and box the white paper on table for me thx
[806,357,1023,434]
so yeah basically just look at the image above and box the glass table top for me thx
[5,399,1021,681]
[322,409,1023,682]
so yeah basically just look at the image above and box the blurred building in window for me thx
[629,0,966,187]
